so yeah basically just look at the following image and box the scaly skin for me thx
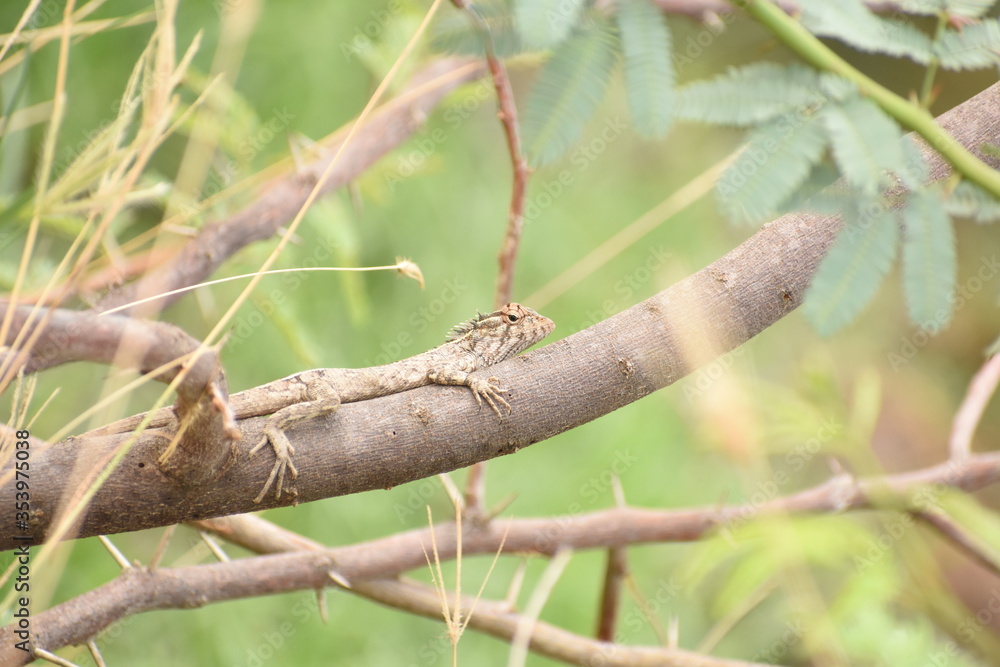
[244,302,555,502]
[88,303,555,503]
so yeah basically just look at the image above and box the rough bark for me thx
[5,74,1000,551]
[2,452,998,664]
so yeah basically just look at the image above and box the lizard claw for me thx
[250,424,299,503]
[468,376,512,420]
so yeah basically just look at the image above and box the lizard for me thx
[91,302,555,503]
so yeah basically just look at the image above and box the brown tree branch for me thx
[8,72,1000,546]
[0,303,235,482]
[596,546,629,642]
[0,58,488,503]
[446,2,532,308]
[198,515,770,667]
[913,508,1000,578]
[3,198,842,544]
[450,0,532,516]
[93,56,485,316]
[6,452,1000,664]
[949,353,1000,459]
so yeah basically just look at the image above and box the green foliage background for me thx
[3,0,1000,665]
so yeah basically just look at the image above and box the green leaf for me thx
[522,20,619,166]
[901,189,956,328]
[899,0,994,16]
[703,516,878,616]
[935,19,1000,70]
[515,0,584,50]
[716,112,828,225]
[798,0,934,64]
[617,0,674,138]
[821,97,908,195]
[803,203,899,336]
[893,0,946,15]
[675,63,842,127]
[946,180,1000,222]
[780,162,851,216]
[430,2,523,58]
[945,0,996,18]
[896,136,929,189]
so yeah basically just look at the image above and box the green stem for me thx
[734,0,1000,199]
[918,13,947,108]
[919,59,939,108]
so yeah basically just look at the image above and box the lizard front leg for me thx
[248,376,341,503]
[428,369,511,419]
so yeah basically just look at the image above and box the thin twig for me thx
[148,525,176,570]
[33,647,79,667]
[449,0,531,307]
[914,508,1000,577]
[464,463,488,518]
[509,547,574,667]
[949,354,1000,459]
[199,531,230,563]
[597,475,629,641]
[97,536,131,570]
[85,640,106,667]
[596,547,629,641]
[18,450,1000,667]
[451,0,531,518]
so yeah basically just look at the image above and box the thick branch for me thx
[9,75,1000,547]
[0,304,217,392]
[0,304,234,481]
[4,452,999,664]
[3,202,840,544]
[199,515,769,667]
[94,57,484,316]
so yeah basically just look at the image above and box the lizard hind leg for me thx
[248,385,341,503]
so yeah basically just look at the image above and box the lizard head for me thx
[447,302,555,365]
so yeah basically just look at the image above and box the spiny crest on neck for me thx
[446,311,488,342]
[445,302,556,363]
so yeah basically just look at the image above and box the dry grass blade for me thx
[525,151,736,308]
[508,547,573,667]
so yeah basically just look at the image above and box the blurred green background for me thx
[3,1,1000,665]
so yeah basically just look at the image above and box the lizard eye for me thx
[505,313,519,323]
